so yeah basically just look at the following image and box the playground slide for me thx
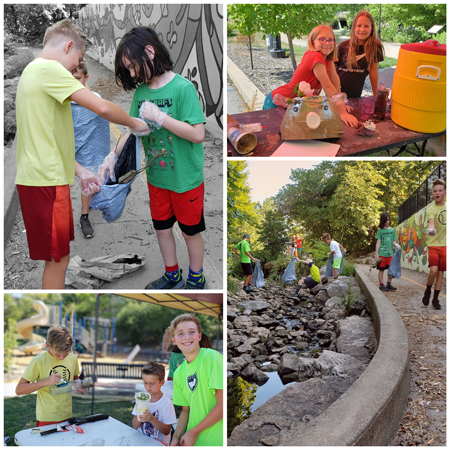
[16,300,50,354]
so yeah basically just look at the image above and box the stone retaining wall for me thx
[278,268,409,446]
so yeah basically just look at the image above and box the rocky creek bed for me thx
[227,272,377,444]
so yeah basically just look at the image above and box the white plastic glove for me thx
[97,152,118,184]
[427,228,437,236]
[139,101,167,129]
[76,168,101,196]
[395,243,401,249]
[129,117,151,136]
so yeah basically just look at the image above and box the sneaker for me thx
[80,214,94,238]
[386,284,397,291]
[379,285,388,292]
[185,274,206,290]
[145,271,185,289]
[432,299,442,310]
[422,290,431,306]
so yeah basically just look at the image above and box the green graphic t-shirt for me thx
[376,227,397,257]
[129,74,206,193]
[172,348,223,446]
[22,351,80,422]
[235,240,251,263]
[426,202,446,247]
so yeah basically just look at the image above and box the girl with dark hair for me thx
[114,27,207,290]
[375,212,400,291]
[335,11,385,98]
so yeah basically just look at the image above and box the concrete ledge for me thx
[279,268,410,446]
[4,135,19,245]
[227,56,266,111]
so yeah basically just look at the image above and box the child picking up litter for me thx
[290,258,321,298]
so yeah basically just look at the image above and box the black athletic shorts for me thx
[241,262,253,275]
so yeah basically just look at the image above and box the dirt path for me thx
[357,264,446,446]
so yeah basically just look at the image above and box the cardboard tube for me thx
[227,114,257,155]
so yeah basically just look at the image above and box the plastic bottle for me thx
[374,84,389,120]
[49,378,91,396]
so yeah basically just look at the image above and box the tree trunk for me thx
[287,30,297,72]
[248,35,253,70]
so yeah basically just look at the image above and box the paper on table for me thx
[271,140,340,157]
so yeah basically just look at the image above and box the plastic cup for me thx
[359,96,375,120]
[135,392,150,422]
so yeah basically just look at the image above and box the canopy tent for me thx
[116,293,223,319]
[89,293,223,414]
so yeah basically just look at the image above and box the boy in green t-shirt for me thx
[15,19,149,289]
[422,179,446,309]
[15,326,82,426]
[375,212,400,292]
[231,234,259,293]
[170,314,223,446]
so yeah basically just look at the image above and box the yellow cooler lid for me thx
[401,39,446,56]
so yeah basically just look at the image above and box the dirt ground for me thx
[357,264,446,446]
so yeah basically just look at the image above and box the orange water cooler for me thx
[391,40,446,133]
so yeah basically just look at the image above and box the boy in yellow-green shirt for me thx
[290,258,321,298]
[231,234,259,293]
[15,19,149,289]
[422,179,446,310]
[15,326,81,426]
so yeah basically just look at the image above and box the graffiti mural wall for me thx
[77,4,223,133]
[395,202,445,276]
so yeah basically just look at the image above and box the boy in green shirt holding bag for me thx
[231,234,259,293]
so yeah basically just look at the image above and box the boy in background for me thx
[132,362,176,445]
[15,19,149,289]
[231,234,259,293]
[170,314,223,446]
[15,326,81,426]
[422,179,446,309]
[322,233,345,279]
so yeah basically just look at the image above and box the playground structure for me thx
[16,300,116,356]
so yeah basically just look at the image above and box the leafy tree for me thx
[228,4,341,70]
[4,318,17,373]
[227,377,258,437]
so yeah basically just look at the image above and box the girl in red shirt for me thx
[262,25,357,127]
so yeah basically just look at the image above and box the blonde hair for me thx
[47,325,73,353]
[43,19,85,52]
[432,178,446,190]
[347,11,384,71]
[307,25,338,61]
[170,314,202,336]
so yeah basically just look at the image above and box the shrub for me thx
[436,31,446,44]
[341,259,356,277]
[227,276,241,295]
[4,47,35,79]
[227,20,236,36]
[339,287,356,316]
[267,255,292,283]
[4,319,17,373]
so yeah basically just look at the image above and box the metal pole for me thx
[73,313,77,353]
[112,317,116,356]
[249,35,253,70]
[59,301,63,325]
[91,294,100,415]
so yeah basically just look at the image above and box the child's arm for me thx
[368,63,379,96]
[15,374,61,395]
[231,246,240,256]
[70,89,149,135]
[136,410,171,436]
[132,415,141,430]
[178,390,223,447]
[312,63,358,128]
[427,218,437,235]
[140,102,205,144]
[245,251,258,262]
[170,406,190,446]
[375,239,381,260]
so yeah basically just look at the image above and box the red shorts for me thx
[428,246,446,272]
[147,182,206,236]
[17,185,74,262]
[36,419,68,427]
[377,256,392,271]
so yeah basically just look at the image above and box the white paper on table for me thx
[271,140,340,157]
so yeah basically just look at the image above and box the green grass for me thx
[379,57,397,68]
[4,395,135,446]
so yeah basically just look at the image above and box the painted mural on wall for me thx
[77,4,223,131]
[395,203,443,275]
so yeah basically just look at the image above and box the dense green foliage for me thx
[4,319,17,373]
[4,4,85,44]
[345,4,446,43]
[4,294,221,348]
